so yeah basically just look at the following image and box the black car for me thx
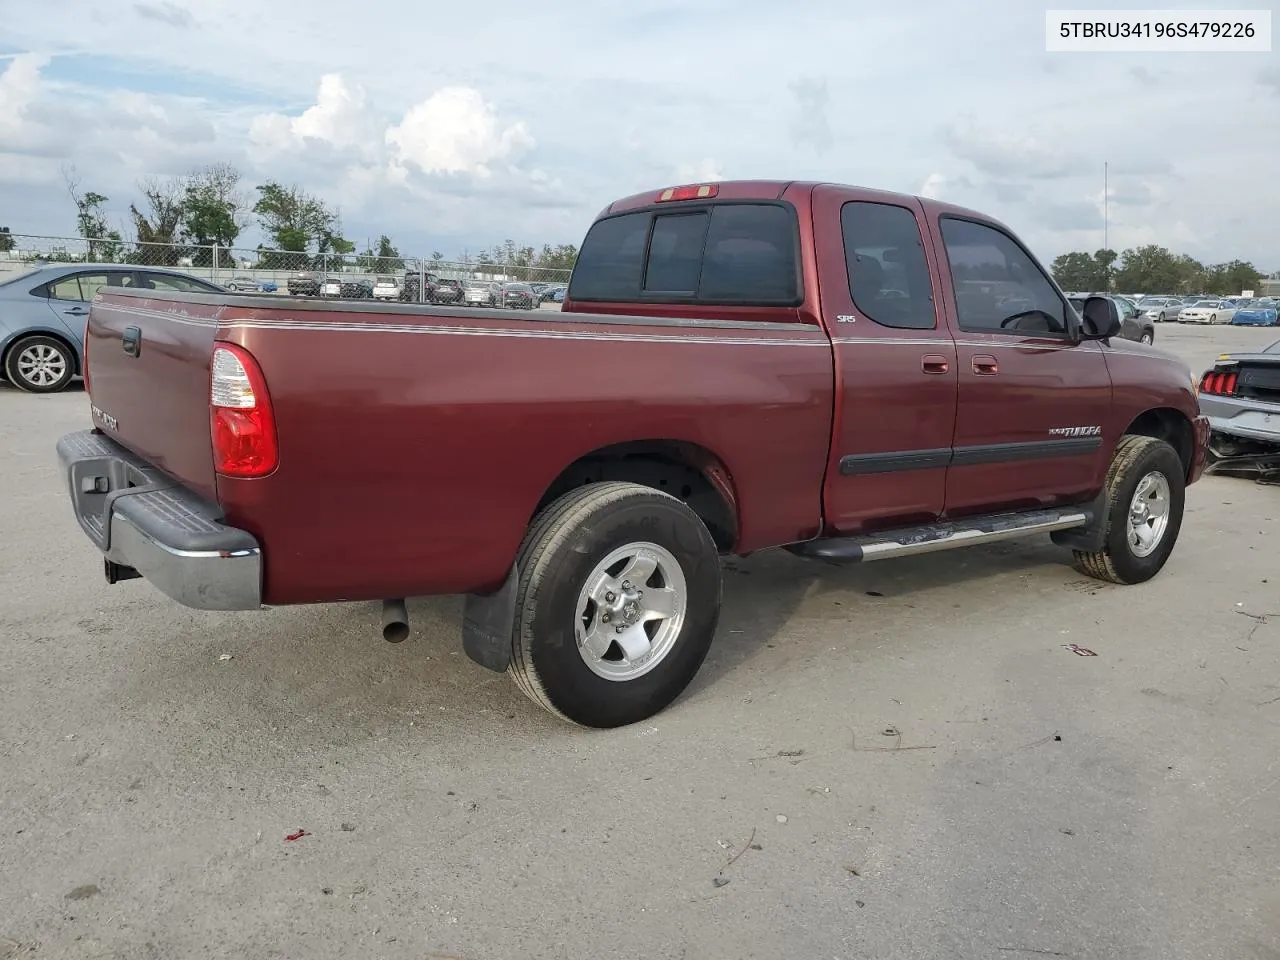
[287,271,321,296]
[501,282,536,309]
[1068,294,1155,345]
[434,278,464,304]
[538,283,566,303]
[340,278,373,299]
[400,271,439,303]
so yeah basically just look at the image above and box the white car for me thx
[372,276,400,300]
[1178,299,1237,325]
[321,277,342,297]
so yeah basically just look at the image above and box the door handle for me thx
[64,307,89,315]
[921,354,949,375]
[972,355,999,376]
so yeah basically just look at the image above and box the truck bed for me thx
[83,290,835,605]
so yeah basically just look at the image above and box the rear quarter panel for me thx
[213,303,834,605]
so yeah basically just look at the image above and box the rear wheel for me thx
[508,481,722,727]
[4,334,75,393]
[1140,330,1154,344]
[1073,435,1185,585]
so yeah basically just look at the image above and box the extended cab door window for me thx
[938,218,1071,338]
[841,201,936,329]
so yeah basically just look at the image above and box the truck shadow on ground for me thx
[109,537,1088,745]
[687,538,1087,695]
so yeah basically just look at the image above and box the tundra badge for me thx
[1048,425,1101,438]
[91,405,119,431]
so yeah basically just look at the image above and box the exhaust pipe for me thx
[104,559,141,584]
[381,598,409,643]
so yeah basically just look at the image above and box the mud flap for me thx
[461,564,519,672]
[1049,489,1108,553]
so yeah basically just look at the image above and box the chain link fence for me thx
[0,234,573,298]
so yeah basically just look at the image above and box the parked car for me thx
[551,286,567,303]
[321,276,343,297]
[0,263,222,393]
[463,281,500,307]
[340,278,373,299]
[56,178,1209,728]
[1197,337,1280,460]
[1067,294,1155,344]
[501,281,536,309]
[372,276,401,301]
[225,275,263,292]
[287,271,321,296]
[400,271,439,303]
[539,284,567,303]
[1138,297,1183,322]
[434,278,465,304]
[1178,299,1237,324]
[1231,300,1279,326]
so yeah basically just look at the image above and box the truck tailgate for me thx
[85,292,221,502]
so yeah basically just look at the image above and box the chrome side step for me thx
[785,507,1091,564]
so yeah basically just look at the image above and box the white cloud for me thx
[674,159,723,183]
[250,74,380,159]
[386,87,534,178]
[0,0,1276,267]
[0,53,55,150]
[918,173,947,200]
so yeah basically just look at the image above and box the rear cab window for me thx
[567,201,802,307]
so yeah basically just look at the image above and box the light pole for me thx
[1103,161,1110,292]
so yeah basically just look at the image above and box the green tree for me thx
[128,177,186,266]
[1201,259,1263,296]
[182,163,246,267]
[1051,251,1109,291]
[534,243,578,273]
[360,234,404,273]
[252,182,340,268]
[0,227,12,253]
[63,166,122,262]
[1113,244,1195,294]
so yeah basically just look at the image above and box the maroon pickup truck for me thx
[58,179,1209,728]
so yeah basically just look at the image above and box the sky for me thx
[1,0,1278,267]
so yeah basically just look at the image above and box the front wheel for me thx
[508,481,722,727]
[1210,314,1218,324]
[1140,330,1154,344]
[4,334,76,393]
[1073,435,1185,585]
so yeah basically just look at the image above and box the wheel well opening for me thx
[1124,409,1193,479]
[536,441,739,551]
[3,331,81,376]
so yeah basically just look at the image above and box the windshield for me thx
[1192,300,1218,307]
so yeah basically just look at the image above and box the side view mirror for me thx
[1080,296,1122,339]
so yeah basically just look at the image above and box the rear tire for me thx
[508,481,722,728]
[4,334,75,394]
[1140,330,1154,344]
[1073,435,1184,585]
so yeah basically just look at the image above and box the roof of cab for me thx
[596,179,1001,227]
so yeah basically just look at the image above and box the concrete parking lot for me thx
[2,323,1278,960]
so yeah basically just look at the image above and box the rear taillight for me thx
[1199,370,1238,396]
[210,344,278,479]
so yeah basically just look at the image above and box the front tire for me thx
[4,334,76,393]
[1073,435,1185,585]
[508,481,722,728]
